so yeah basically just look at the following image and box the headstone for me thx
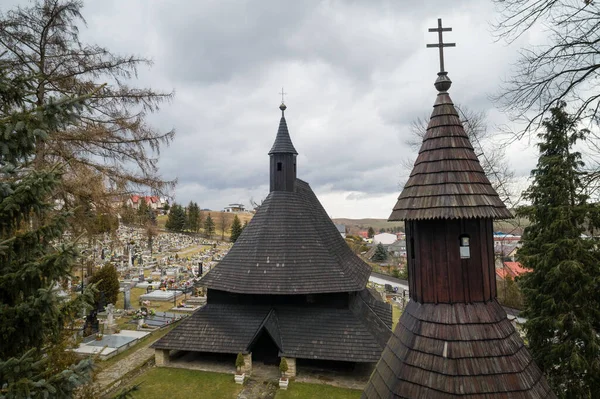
[124,287,131,310]
[106,303,115,326]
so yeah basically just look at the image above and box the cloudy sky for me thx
[7,0,543,218]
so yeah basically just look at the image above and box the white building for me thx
[373,232,397,245]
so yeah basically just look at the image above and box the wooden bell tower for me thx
[362,19,555,398]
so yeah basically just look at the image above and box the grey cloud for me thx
[0,0,540,217]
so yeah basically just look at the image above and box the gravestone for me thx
[124,287,131,310]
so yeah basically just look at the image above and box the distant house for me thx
[127,195,165,211]
[373,233,397,245]
[334,224,346,238]
[224,203,246,213]
[495,261,531,280]
[387,240,407,257]
[357,231,369,239]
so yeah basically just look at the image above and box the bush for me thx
[88,263,120,309]
[235,353,245,372]
[279,357,288,376]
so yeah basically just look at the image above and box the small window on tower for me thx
[277,162,282,171]
[410,237,415,259]
[459,234,470,259]
[294,163,296,172]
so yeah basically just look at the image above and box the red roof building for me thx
[496,261,531,280]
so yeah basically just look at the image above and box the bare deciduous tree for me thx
[492,0,600,136]
[0,0,175,213]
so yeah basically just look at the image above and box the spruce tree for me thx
[517,104,600,397]
[372,243,388,262]
[165,203,186,233]
[204,214,215,239]
[230,215,243,243]
[186,201,199,233]
[0,65,94,396]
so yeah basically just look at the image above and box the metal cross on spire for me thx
[279,87,287,104]
[426,18,456,73]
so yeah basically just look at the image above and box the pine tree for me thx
[165,203,186,233]
[0,64,94,396]
[517,104,600,397]
[230,215,243,243]
[204,214,215,239]
[372,243,388,262]
[186,201,199,233]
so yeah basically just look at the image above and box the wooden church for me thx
[362,20,556,399]
[153,103,392,375]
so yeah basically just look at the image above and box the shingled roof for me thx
[362,301,555,398]
[200,179,372,294]
[389,73,512,221]
[153,289,391,362]
[268,104,297,155]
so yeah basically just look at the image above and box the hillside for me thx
[333,216,529,236]
[332,218,404,234]
[157,211,254,237]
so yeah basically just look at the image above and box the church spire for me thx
[269,101,297,192]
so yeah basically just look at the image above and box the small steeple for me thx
[269,100,297,192]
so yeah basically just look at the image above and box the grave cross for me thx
[426,18,456,73]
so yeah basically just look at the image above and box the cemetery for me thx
[65,225,232,364]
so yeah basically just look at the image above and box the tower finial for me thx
[279,87,287,115]
[426,18,455,92]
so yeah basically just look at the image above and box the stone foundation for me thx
[155,349,170,366]
[242,353,252,375]
[283,357,296,378]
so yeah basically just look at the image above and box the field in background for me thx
[156,211,254,238]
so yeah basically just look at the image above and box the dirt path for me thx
[237,378,278,399]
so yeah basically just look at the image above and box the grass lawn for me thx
[125,368,242,399]
[392,304,401,330]
[275,382,362,399]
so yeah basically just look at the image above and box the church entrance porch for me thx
[249,330,280,366]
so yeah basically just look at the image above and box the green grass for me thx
[392,305,401,330]
[125,368,242,399]
[275,382,362,399]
